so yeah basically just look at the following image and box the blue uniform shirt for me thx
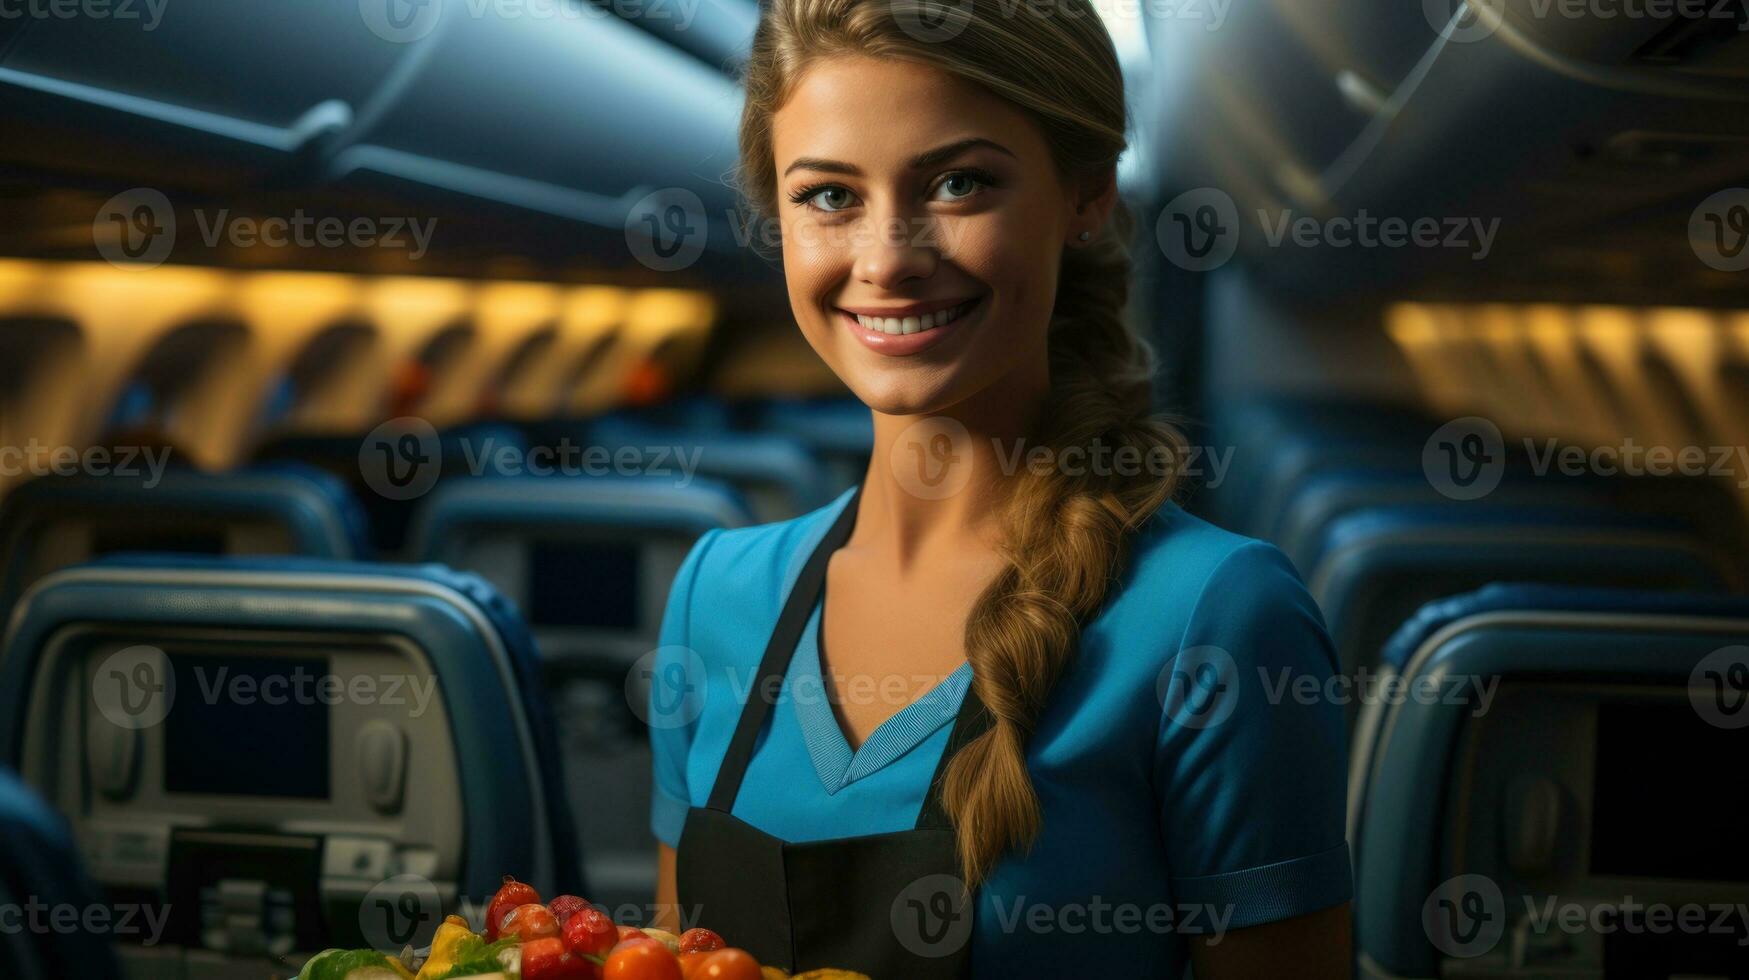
[650,489,1351,976]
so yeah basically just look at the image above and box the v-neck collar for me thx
[789,599,973,795]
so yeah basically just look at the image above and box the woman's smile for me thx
[835,295,985,355]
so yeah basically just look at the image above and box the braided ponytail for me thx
[942,201,1184,885]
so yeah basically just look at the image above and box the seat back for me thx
[0,555,579,978]
[1213,397,1440,538]
[584,417,833,522]
[256,422,529,556]
[1305,504,1743,688]
[1351,585,1749,979]
[0,766,124,980]
[1276,466,1748,574]
[408,474,750,661]
[750,397,872,494]
[0,463,367,612]
[407,474,750,914]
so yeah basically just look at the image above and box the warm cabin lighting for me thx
[1386,301,1749,491]
[0,262,719,476]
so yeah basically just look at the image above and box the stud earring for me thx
[1077,231,1091,242]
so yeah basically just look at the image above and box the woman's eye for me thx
[801,186,856,212]
[931,172,986,202]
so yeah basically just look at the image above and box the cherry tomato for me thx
[548,895,590,925]
[500,902,561,941]
[564,907,619,958]
[677,951,711,979]
[523,935,600,980]
[484,876,541,941]
[692,949,760,980]
[603,939,683,980]
[617,925,649,943]
[676,928,724,955]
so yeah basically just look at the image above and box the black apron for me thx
[676,487,990,978]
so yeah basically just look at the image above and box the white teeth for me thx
[854,301,972,336]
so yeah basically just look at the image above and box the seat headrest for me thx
[1381,583,1749,671]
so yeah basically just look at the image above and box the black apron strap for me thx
[706,486,863,811]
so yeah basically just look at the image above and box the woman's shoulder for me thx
[1126,500,1304,594]
[1112,500,1336,672]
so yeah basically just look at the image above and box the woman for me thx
[647,0,1352,974]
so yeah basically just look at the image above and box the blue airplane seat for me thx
[0,554,582,970]
[1306,503,1742,686]
[0,463,369,612]
[748,396,872,492]
[405,474,750,913]
[0,766,124,979]
[586,416,833,522]
[257,422,530,556]
[1275,464,1749,575]
[1212,396,1440,538]
[1352,584,1749,979]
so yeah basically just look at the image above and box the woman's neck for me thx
[853,364,1049,572]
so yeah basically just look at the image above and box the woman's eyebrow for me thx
[909,137,1014,170]
[781,137,1016,179]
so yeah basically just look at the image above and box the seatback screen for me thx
[163,654,331,799]
[527,541,641,630]
[1590,701,1749,881]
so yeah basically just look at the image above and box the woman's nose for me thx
[851,213,939,289]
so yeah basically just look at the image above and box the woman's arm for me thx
[652,843,681,933]
[1189,902,1351,978]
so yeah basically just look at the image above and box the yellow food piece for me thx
[414,915,475,980]
[760,968,790,980]
[641,928,681,954]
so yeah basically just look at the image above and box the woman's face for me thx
[770,54,1096,417]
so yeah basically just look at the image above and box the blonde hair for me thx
[740,0,1187,887]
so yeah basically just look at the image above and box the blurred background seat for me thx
[0,765,125,980]
[0,463,368,614]
[1305,503,1744,687]
[405,474,752,913]
[579,416,833,523]
[1350,584,1749,980]
[255,421,529,558]
[0,554,579,977]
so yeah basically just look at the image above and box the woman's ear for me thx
[1067,165,1119,246]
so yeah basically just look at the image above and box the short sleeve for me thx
[648,528,721,847]
[1154,540,1352,930]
